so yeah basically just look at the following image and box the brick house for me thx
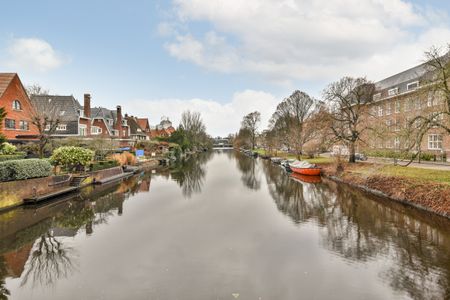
[149,118,176,138]
[364,63,449,161]
[125,115,148,141]
[90,105,130,140]
[30,94,91,137]
[136,118,151,138]
[0,73,39,141]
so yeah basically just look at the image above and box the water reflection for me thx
[170,152,212,198]
[235,152,261,190]
[20,230,76,288]
[0,173,152,296]
[263,160,450,299]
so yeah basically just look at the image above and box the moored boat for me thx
[291,172,322,183]
[271,157,283,164]
[289,161,321,176]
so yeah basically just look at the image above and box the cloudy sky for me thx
[1,0,450,136]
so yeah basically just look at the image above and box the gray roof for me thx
[91,107,118,133]
[375,63,429,92]
[30,95,82,135]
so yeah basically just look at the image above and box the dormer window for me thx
[373,93,381,101]
[407,81,419,91]
[108,119,114,126]
[388,88,398,96]
[122,120,127,126]
[12,100,21,110]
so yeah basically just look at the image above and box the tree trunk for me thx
[349,142,356,163]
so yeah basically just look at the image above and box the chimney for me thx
[116,105,122,137]
[83,94,91,118]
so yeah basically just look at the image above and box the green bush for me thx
[50,146,94,172]
[0,142,17,155]
[363,149,437,161]
[90,160,120,171]
[0,159,52,182]
[0,152,26,162]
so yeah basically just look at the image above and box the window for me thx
[12,100,21,110]
[394,137,400,149]
[394,119,401,132]
[45,124,51,131]
[91,126,102,134]
[378,105,383,117]
[19,120,29,130]
[427,92,434,107]
[428,134,443,150]
[108,119,114,126]
[56,124,67,131]
[79,110,84,117]
[122,130,126,136]
[386,139,393,148]
[414,97,421,110]
[395,100,401,113]
[122,120,127,126]
[373,93,381,101]
[404,99,413,111]
[407,81,419,91]
[386,103,392,115]
[388,88,398,96]
[79,125,87,136]
[5,119,15,129]
[59,111,65,116]
[386,119,392,130]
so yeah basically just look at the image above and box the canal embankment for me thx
[316,161,450,219]
[0,159,160,211]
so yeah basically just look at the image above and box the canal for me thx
[0,150,449,299]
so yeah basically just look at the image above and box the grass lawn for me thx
[350,163,450,185]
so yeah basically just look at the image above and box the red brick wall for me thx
[0,75,39,140]
[92,119,111,138]
[79,118,91,137]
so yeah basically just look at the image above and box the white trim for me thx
[407,81,419,91]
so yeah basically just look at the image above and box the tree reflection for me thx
[170,152,212,198]
[20,230,76,288]
[0,257,10,300]
[235,153,261,190]
[264,161,450,299]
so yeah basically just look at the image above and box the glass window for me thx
[394,137,400,149]
[428,134,443,150]
[56,124,67,131]
[388,88,398,96]
[19,120,29,130]
[395,100,401,113]
[386,103,392,115]
[5,119,15,129]
[12,100,21,110]
[407,81,419,91]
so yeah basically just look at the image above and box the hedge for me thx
[363,149,437,161]
[90,160,119,171]
[0,152,26,162]
[0,159,52,182]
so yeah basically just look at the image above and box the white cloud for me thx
[6,38,66,72]
[125,90,279,137]
[161,0,450,84]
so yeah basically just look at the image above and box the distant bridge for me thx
[212,137,233,149]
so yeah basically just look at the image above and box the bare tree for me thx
[0,107,6,148]
[323,77,375,163]
[241,111,261,150]
[31,99,62,158]
[26,84,49,97]
[180,110,207,149]
[271,90,317,159]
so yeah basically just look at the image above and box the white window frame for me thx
[388,88,398,96]
[406,81,419,91]
[79,124,87,136]
[56,124,67,131]
[19,120,29,130]
[428,134,443,150]
[91,126,102,134]
[394,137,400,149]
[386,102,392,115]
[373,93,381,101]
[378,105,383,117]
[12,100,22,110]
[395,100,400,113]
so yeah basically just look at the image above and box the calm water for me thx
[1,151,449,300]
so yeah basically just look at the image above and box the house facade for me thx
[30,94,90,138]
[364,63,449,161]
[125,115,148,141]
[90,105,130,140]
[0,73,39,141]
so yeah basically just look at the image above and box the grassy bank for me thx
[316,160,450,217]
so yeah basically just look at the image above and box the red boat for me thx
[291,172,322,183]
[290,166,321,176]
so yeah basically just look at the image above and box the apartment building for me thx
[365,63,449,160]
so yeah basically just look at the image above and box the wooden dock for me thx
[23,186,79,204]
[94,172,133,185]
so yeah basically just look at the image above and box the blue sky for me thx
[1,0,450,136]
